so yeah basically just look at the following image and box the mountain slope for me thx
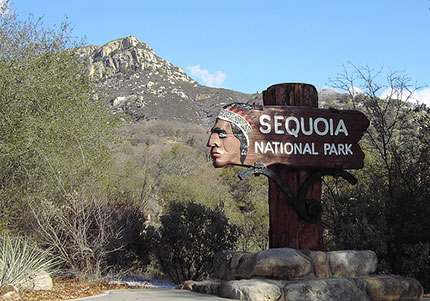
[78,36,261,125]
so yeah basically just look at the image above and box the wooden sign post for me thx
[207,82,369,251]
[263,83,322,250]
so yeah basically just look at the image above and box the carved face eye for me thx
[218,131,227,138]
[213,127,228,139]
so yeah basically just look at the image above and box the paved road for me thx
[70,288,232,301]
[71,288,430,301]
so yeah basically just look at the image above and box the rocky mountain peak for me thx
[81,36,194,84]
[78,36,260,124]
[94,36,153,58]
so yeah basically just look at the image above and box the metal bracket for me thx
[238,162,358,224]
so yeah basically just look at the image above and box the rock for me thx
[251,248,312,279]
[178,281,194,291]
[214,248,380,281]
[284,278,370,301]
[188,274,424,301]
[193,279,222,295]
[213,250,236,280]
[180,279,221,295]
[214,248,313,280]
[300,249,330,278]
[197,249,423,300]
[219,278,286,301]
[235,252,257,279]
[213,250,257,280]
[327,250,377,277]
[361,275,424,301]
[21,270,53,291]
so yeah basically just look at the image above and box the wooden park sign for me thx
[208,105,368,170]
[207,83,370,250]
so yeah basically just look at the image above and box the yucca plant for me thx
[0,232,57,290]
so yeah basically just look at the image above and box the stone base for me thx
[179,248,424,301]
[181,275,423,301]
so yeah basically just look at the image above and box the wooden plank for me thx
[222,105,369,169]
[264,83,323,250]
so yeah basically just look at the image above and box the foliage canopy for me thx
[0,4,118,230]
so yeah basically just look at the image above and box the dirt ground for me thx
[21,275,143,300]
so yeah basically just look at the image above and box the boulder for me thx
[361,275,424,301]
[283,278,370,301]
[214,248,378,280]
[179,279,221,295]
[185,275,424,301]
[235,252,257,279]
[300,250,330,278]
[219,278,286,301]
[251,248,312,279]
[327,250,377,277]
[213,250,239,280]
[201,248,423,300]
[21,270,53,291]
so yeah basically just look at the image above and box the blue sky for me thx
[7,0,430,104]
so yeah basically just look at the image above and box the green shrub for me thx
[152,201,238,283]
[0,3,119,232]
[0,232,57,290]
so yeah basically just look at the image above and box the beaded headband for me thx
[216,103,257,147]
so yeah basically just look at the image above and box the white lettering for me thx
[285,142,293,154]
[323,143,353,155]
[285,117,299,137]
[255,141,264,153]
[324,143,331,155]
[338,143,345,155]
[335,119,349,136]
[329,143,338,155]
[303,143,312,154]
[314,117,329,136]
[259,115,271,134]
[264,142,274,153]
[272,141,280,153]
[311,143,319,155]
[258,114,350,138]
[255,141,323,156]
[301,117,313,136]
[329,118,334,135]
[345,144,353,155]
[294,142,303,154]
[274,116,284,134]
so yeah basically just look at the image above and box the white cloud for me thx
[348,86,364,96]
[379,88,430,106]
[187,65,226,87]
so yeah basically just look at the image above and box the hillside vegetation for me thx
[1,3,429,292]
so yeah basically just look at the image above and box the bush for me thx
[0,232,57,290]
[0,3,118,232]
[397,242,430,291]
[152,201,238,284]
[32,192,147,280]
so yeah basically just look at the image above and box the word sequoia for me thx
[259,115,349,137]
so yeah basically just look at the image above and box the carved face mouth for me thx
[210,149,224,163]
[211,148,223,157]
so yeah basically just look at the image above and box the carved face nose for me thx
[207,133,221,147]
